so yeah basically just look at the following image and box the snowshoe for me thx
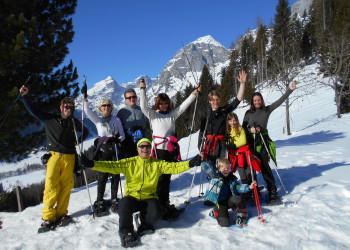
[93,200,110,217]
[120,232,140,248]
[208,208,219,219]
[137,224,155,236]
[235,211,248,228]
[56,215,73,227]
[267,190,283,206]
[161,204,185,221]
[38,220,56,233]
[110,198,119,213]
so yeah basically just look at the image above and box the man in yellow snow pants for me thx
[20,85,89,233]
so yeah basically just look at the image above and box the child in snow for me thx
[226,112,261,203]
[202,157,256,227]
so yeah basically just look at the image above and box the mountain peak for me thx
[193,35,225,48]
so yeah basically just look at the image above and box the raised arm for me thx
[83,99,100,124]
[236,70,247,101]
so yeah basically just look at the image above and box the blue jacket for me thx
[201,161,251,204]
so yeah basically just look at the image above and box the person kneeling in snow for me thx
[202,157,256,227]
[79,138,201,248]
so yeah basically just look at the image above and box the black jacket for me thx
[22,97,89,154]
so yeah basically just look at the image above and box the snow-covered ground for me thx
[1,65,350,249]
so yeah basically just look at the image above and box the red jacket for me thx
[228,145,261,173]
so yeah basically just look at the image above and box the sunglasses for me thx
[138,144,151,149]
[125,96,137,100]
[159,102,168,105]
[64,105,75,111]
[101,104,112,107]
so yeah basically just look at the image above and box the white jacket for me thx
[140,88,196,150]
[83,102,125,141]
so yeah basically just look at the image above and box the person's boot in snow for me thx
[119,232,139,248]
[94,200,110,217]
[137,224,155,236]
[161,204,184,220]
[38,219,56,233]
[56,215,73,227]
[235,210,248,227]
[267,189,282,205]
[110,198,119,213]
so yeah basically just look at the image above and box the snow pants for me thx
[118,196,162,234]
[216,196,246,227]
[42,152,75,221]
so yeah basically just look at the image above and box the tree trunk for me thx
[285,97,291,135]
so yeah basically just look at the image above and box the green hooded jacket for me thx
[92,156,190,200]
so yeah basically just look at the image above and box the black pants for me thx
[155,149,177,207]
[216,196,246,227]
[259,146,277,192]
[97,173,120,201]
[95,151,120,201]
[118,196,162,235]
[121,134,138,158]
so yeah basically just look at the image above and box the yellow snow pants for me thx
[42,152,75,221]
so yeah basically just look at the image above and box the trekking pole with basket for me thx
[259,133,288,194]
[247,153,265,223]
[73,76,95,218]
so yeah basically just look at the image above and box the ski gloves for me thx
[189,154,202,167]
[79,154,94,168]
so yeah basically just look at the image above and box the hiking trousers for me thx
[42,152,75,221]
[118,196,162,234]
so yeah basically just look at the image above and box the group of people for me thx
[19,72,297,247]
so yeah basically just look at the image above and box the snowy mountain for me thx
[74,35,230,119]
[1,62,350,249]
[291,0,314,17]
[152,35,230,98]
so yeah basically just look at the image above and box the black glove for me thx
[225,144,237,150]
[79,154,94,168]
[111,136,120,144]
[189,154,202,167]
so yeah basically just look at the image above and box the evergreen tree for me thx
[219,50,239,105]
[253,23,269,84]
[0,0,78,161]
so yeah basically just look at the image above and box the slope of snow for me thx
[1,64,350,249]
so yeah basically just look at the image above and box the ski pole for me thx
[112,125,124,198]
[74,77,95,218]
[0,75,33,129]
[259,133,288,194]
[185,93,199,161]
[247,154,265,223]
[184,111,209,205]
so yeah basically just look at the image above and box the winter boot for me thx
[111,198,119,213]
[38,220,56,233]
[94,200,110,217]
[161,204,185,220]
[119,232,140,248]
[267,190,282,206]
[56,214,73,227]
[137,224,155,236]
[235,210,248,227]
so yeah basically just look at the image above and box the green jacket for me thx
[92,156,190,200]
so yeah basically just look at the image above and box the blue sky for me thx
[65,0,298,88]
